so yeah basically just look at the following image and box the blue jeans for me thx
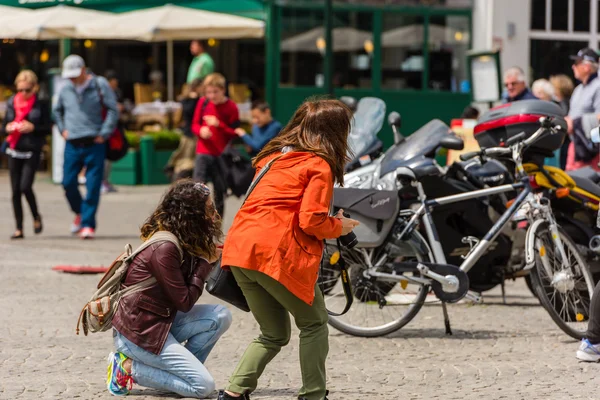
[62,141,105,229]
[113,304,232,399]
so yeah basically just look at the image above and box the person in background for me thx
[191,73,239,217]
[1,70,51,239]
[234,101,282,157]
[550,74,575,169]
[218,99,360,400]
[101,70,123,194]
[460,105,480,120]
[187,40,215,85]
[164,79,203,182]
[565,48,600,172]
[53,55,119,239]
[531,79,555,101]
[503,67,538,103]
[107,180,232,398]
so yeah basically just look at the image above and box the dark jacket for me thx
[1,95,52,152]
[504,88,539,103]
[112,241,213,355]
[181,97,200,138]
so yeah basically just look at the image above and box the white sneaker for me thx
[71,215,82,234]
[576,339,600,362]
[79,227,95,240]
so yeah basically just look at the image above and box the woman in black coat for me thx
[1,70,51,239]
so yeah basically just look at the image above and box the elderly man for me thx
[565,48,600,171]
[503,66,538,103]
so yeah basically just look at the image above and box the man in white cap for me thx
[52,55,119,239]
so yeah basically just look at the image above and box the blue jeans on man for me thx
[62,141,106,229]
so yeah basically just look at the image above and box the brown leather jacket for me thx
[112,240,213,354]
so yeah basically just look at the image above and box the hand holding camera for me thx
[336,209,360,248]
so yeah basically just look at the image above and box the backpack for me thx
[76,231,182,336]
[95,78,130,162]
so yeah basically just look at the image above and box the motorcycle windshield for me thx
[348,97,386,159]
[379,119,453,176]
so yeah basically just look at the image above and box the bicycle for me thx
[320,117,594,340]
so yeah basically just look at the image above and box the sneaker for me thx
[71,215,82,234]
[106,352,133,396]
[102,181,118,194]
[217,390,250,400]
[80,227,95,240]
[576,339,600,362]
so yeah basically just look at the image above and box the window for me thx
[332,12,373,89]
[381,14,425,90]
[574,0,591,32]
[530,39,587,79]
[531,0,546,30]
[279,8,325,87]
[428,15,470,92]
[551,0,568,31]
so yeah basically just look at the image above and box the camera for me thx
[338,212,358,249]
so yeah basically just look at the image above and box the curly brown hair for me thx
[140,180,222,260]
[254,99,353,185]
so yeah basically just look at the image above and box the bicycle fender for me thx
[525,219,546,269]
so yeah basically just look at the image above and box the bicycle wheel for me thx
[322,231,431,337]
[529,222,594,340]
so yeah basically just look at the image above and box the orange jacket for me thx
[221,151,343,305]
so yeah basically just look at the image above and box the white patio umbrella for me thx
[0,5,111,40]
[76,4,265,100]
[75,4,264,41]
[281,27,372,53]
[0,5,32,19]
[382,24,469,48]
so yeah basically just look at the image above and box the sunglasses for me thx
[17,87,33,93]
[194,182,211,197]
[504,81,522,88]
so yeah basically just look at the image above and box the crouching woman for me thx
[107,180,232,398]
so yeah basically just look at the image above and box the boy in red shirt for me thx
[191,73,240,217]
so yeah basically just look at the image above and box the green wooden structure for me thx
[1,0,474,146]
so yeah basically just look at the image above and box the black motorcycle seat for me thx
[333,188,399,220]
[569,174,600,198]
[568,166,600,184]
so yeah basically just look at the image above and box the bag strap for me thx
[324,240,353,316]
[242,155,284,206]
[120,231,184,295]
[95,78,105,110]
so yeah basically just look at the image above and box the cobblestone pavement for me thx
[0,174,598,400]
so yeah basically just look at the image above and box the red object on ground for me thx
[52,265,109,274]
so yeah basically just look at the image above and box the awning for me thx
[75,4,264,42]
[0,5,110,40]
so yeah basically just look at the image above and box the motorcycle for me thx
[337,117,522,294]
[342,96,387,173]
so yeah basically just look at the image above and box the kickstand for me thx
[501,279,507,305]
[442,302,452,335]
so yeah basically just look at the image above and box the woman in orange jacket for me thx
[218,99,359,400]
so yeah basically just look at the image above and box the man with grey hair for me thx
[565,48,600,171]
[503,66,538,103]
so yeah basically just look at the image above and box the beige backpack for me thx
[76,231,182,335]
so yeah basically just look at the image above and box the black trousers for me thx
[586,280,600,343]
[8,152,41,231]
[193,154,226,217]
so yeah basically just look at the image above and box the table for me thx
[132,101,182,130]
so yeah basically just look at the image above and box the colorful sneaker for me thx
[71,215,82,234]
[576,339,600,362]
[80,227,95,240]
[107,352,133,396]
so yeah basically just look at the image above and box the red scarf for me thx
[7,93,36,149]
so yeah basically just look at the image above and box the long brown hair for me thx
[254,99,353,184]
[140,180,222,260]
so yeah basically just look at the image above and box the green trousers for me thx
[228,267,329,400]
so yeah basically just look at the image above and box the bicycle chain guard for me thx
[427,263,470,303]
